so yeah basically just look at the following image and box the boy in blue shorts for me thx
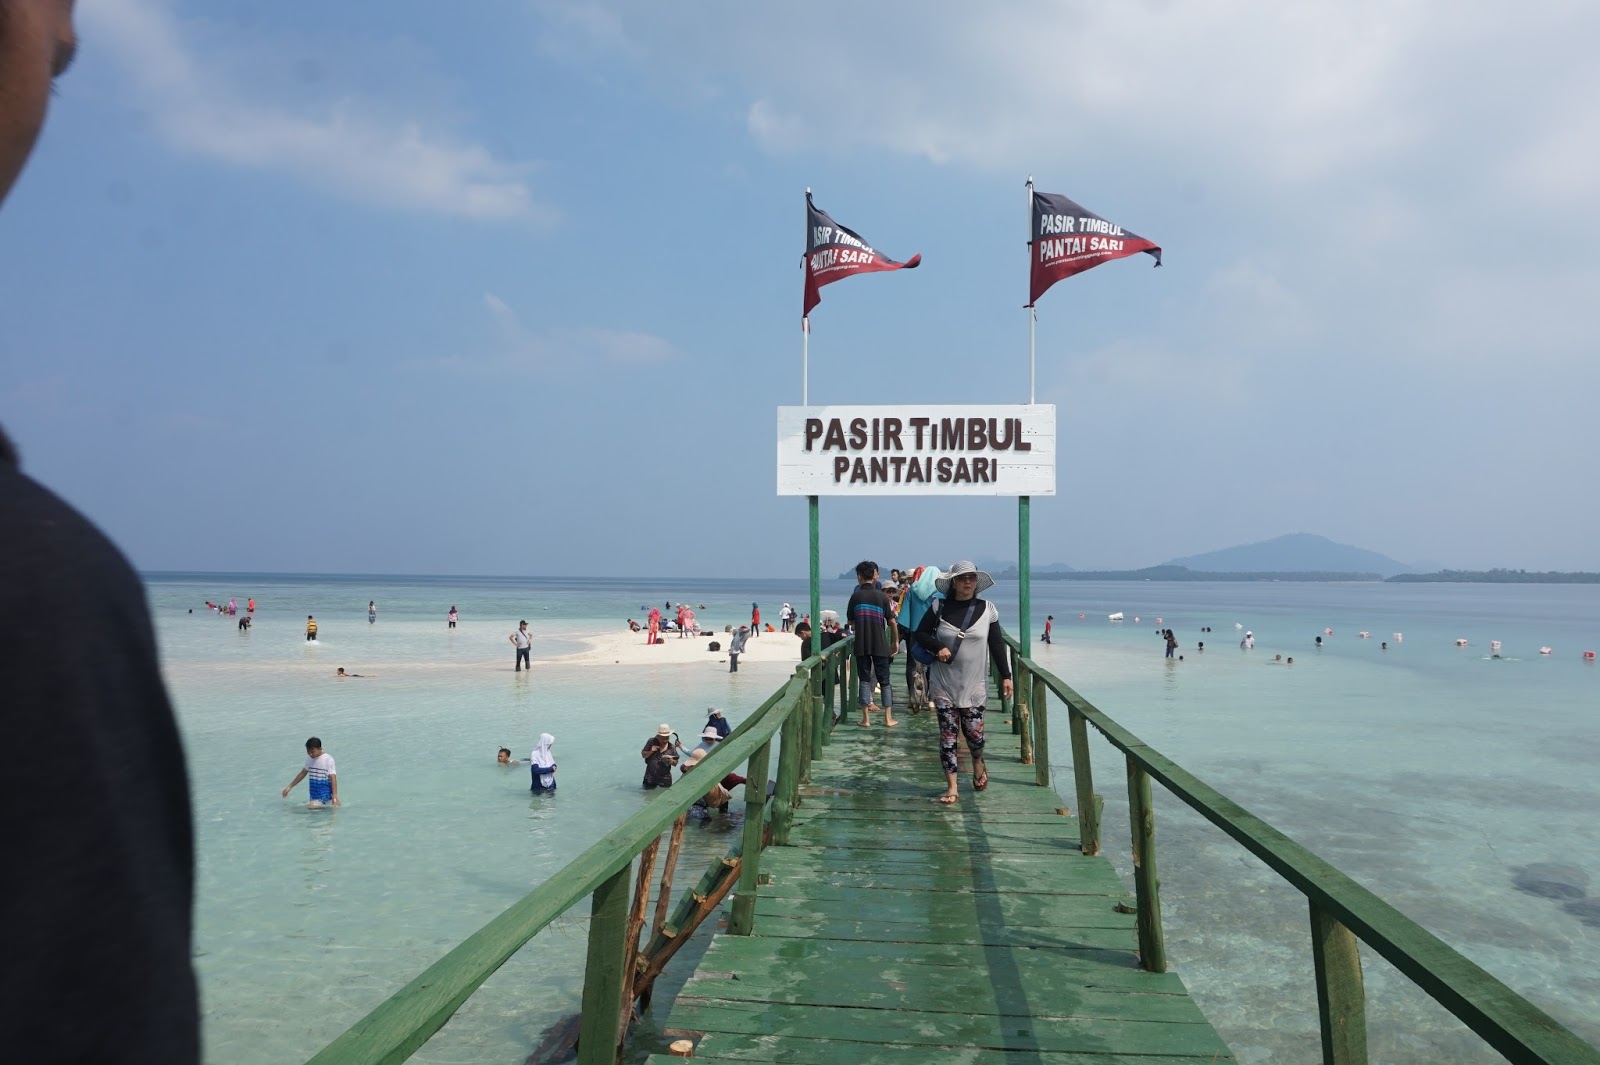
[282,737,340,807]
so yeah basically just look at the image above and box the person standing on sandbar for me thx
[510,620,532,671]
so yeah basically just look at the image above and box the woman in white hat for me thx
[641,723,678,789]
[909,561,1013,804]
[680,749,731,815]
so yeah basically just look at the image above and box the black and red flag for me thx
[1029,191,1160,306]
[804,192,921,316]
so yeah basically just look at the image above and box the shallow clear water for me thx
[150,574,1600,1063]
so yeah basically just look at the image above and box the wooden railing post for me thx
[1015,658,1034,765]
[820,656,835,747]
[1031,672,1050,787]
[845,653,858,726]
[996,653,1016,733]
[1126,757,1167,973]
[772,673,804,846]
[802,665,821,784]
[1068,705,1100,855]
[825,652,838,741]
[727,736,773,934]
[1311,901,1369,1065]
[1011,642,1024,735]
[575,865,632,1065]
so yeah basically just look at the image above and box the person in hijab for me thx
[529,734,557,793]
[909,561,1013,805]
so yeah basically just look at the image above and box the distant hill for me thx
[1165,533,1415,577]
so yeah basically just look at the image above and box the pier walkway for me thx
[655,707,1234,1064]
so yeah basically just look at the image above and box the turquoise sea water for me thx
[149,574,1600,1064]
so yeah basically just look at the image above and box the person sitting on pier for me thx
[641,724,678,789]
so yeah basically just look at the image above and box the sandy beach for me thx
[550,624,814,672]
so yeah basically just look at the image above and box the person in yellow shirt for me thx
[306,616,319,642]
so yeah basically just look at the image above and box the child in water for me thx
[282,737,339,807]
[496,747,519,765]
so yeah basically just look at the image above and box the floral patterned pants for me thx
[937,705,985,775]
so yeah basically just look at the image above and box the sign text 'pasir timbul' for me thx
[804,415,1031,485]
[1035,212,1129,263]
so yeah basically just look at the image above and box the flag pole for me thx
[804,188,821,659]
[1019,175,1033,684]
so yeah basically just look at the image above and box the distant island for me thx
[837,535,1594,585]
[1386,569,1600,584]
[1012,565,1382,583]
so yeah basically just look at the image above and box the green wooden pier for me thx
[657,714,1231,1063]
[307,636,1600,1065]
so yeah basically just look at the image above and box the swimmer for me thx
[496,747,519,765]
[1381,642,1387,651]
[334,667,365,678]
[1286,657,1294,665]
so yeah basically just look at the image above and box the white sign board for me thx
[777,405,1056,497]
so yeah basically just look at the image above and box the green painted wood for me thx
[807,495,820,659]
[1018,493,1031,649]
[1015,650,1600,1065]
[667,1000,1230,1059]
[770,672,803,847]
[727,737,772,935]
[1016,658,1034,763]
[751,914,1135,950]
[649,1046,1233,1065]
[677,978,1205,1023]
[751,891,1137,930]
[1068,704,1100,856]
[1125,757,1167,973]
[691,935,1181,992]
[575,865,632,1065]
[1311,900,1369,1065]
[1032,671,1051,787]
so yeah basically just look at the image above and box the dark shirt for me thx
[641,737,676,788]
[0,455,199,1061]
[846,584,896,658]
[705,715,731,739]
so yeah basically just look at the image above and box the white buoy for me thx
[1324,627,1334,635]
[1456,638,1469,647]
[1393,632,1403,642]
[1359,631,1370,639]
[1540,646,1553,655]
[1490,640,1502,652]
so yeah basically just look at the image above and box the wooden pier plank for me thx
[659,707,1233,1062]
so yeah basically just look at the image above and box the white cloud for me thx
[84,0,544,221]
[419,293,679,375]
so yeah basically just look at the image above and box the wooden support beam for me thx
[649,814,687,943]
[772,689,802,846]
[728,738,773,934]
[1311,900,1369,1065]
[1016,659,1034,765]
[618,838,660,1040]
[575,865,631,1065]
[1068,706,1099,855]
[1032,672,1051,787]
[1126,757,1167,973]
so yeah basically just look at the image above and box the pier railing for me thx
[304,636,855,1065]
[1000,630,1599,1065]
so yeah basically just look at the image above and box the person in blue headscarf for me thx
[900,566,942,713]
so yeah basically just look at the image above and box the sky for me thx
[2,0,1597,577]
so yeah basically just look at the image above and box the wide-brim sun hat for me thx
[656,723,673,737]
[701,726,720,740]
[935,560,994,595]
